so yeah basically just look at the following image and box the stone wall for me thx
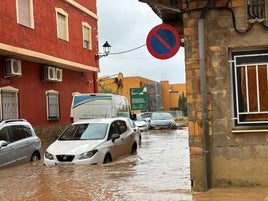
[184,0,268,191]
[34,124,69,152]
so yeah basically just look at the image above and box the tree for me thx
[178,92,187,116]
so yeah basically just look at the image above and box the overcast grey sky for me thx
[96,0,185,84]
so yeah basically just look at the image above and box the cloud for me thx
[97,0,185,84]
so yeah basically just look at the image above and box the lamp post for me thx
[95,41,111,60]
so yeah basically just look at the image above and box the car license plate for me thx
[55,162,74,166]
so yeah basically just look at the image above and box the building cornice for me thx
[63,0,98,19]
[0,43,99,72]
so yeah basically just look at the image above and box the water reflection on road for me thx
[0,129,192,201]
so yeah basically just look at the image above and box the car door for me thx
[9,125,33,164]
[117,120,135,154]
[126,118,141,146]
[0,127,12,168]
[106,120,128,159]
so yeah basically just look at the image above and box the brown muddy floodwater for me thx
[0,129,192,201]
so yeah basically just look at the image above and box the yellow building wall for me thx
[121,76,156,103]
[169,83,187,109]
[160,81,170,111]
[98,75,186,112]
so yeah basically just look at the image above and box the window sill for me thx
[232,129,268,133]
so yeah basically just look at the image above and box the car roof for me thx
[0,119,31,125]
[73,117,130,125]
[152,112,171,115]
[73,93,116,97]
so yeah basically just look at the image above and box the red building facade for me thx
[0,0,99,127]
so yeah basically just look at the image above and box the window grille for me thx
[247,0,266,23]
[232,51,268,126]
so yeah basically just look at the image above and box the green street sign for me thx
[130,88,148,110]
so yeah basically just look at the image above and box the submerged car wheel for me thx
[30,152,40,162]
[103,154,112,164]
[171,124,178,130]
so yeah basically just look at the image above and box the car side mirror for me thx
[0,140,8,148]
[131,112,137,121]
[111,133,120,143]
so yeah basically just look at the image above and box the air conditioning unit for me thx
[4,58,22,77]
[43,66,56,81]
[55,68,63,82]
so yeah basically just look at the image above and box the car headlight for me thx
[45,151,54,160]
[78,150,98,160]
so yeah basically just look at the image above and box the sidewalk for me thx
[192,187,268,201]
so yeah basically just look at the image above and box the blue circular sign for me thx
[146,24,181,60]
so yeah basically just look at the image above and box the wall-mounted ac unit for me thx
[55,68,63,82]
[43,66,56,81]
[4,58,22,77]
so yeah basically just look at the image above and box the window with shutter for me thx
[46,90,60,121]
[16,0,34,28]
[55,8,69,41]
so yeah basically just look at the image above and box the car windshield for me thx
[59,123,108,140]
[136,115,144,121]
[152,113,173,120]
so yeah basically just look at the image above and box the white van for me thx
[70,93,135,122]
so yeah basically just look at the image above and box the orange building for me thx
[98,75,186,113]
[161,81,186,111]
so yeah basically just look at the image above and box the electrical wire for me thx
[183,0,257,35]
[200,0,214,19]
[108,44,146,55]
[261,21,268,30]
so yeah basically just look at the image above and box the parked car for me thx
[44,117,141,166]
[134,114,149,132]
[0,119,42,169]
[140,112,152,127]
[149,112,177,130]
[140,112,152,121]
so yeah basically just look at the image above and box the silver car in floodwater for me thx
[0,119,42,169]
[149,112,177,130]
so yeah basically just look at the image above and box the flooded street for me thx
[1,128,268,201]
[0,129,192,201]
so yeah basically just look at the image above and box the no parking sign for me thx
[146,24,181,60]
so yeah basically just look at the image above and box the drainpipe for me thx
[198,18,211,191]
[93,72,98,93]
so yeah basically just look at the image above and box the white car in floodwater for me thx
[134,114,149,132]
[44,118,141,166]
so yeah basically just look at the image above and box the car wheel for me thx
[30,152,40,162]
[171,124,178,130]
[131,143,137,154]
[103,154,112,164]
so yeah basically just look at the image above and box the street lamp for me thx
[95,41,111,60]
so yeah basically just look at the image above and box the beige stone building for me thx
[140,0,268,191]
